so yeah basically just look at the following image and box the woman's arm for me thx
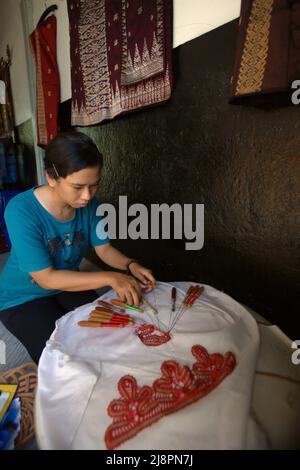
[29,265,142,306]
[94,242,133,271]
[95,243,156,291]
[30,266,113,291]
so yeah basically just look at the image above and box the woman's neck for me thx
[34,184,75,221]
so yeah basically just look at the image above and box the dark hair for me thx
[44,132,103,179]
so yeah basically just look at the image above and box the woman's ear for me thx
[45,170,56,188]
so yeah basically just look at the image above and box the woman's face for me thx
[50,165,102,208]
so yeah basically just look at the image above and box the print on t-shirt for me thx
[46,229,85,266]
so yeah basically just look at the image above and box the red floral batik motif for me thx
[135,324,171,346]
[105,345,236,449]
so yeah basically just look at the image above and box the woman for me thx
[0,132,156,363]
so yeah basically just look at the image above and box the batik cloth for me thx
[67,0,173,126]
[29,15,60,147]
[35,282,260,450]
[229,0,300,107]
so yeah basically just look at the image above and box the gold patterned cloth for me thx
[230,0,300,107]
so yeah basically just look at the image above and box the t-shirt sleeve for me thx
[89,197,110,247]
[4,203,53,272]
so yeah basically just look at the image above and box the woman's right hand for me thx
[108,272,142,306]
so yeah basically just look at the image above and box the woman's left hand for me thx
[129,262,156,292]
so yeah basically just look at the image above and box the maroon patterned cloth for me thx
[120,0,165,85]
[67,0,173,126]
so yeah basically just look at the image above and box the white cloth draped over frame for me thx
[35,282,260,450]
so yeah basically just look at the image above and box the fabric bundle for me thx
[67,0,173,126]
[29,15,60,147]
[230,0,300,107]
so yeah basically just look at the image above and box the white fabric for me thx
[35,281,260,450]
[248,325,300,449]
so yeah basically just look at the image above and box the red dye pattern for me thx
[135,324,171,346]
[105,344,236,449]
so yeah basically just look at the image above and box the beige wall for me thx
[0,0,241,124]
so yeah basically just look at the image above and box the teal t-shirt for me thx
[0,186,110,310]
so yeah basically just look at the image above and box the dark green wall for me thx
[16,118,37,189]
[76,20,299,337]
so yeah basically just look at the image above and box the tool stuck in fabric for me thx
[171,287,177,312]
[141,292,169,333]
[141,297,157,315]
[167,287,177,331]
[168,285,205,333]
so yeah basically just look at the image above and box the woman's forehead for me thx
[66,166,101,183]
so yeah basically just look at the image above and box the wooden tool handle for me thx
[96,301,125,313]
[91,309,131,321]
[94,307,126,317]
[78,320,125,328]
[78,321,104,327]
[111,299,126,307]
[89,313,133,324]
[97,300,115,308]
[172,287,177,300]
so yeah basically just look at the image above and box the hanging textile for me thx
[229,0,300,108]
[0,48,15,139]
[29,15,60,147]
[120,0,165,85]
[67,0,173,126]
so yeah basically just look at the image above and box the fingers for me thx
[129,287,140,307]
[144,271,156,286]
[124,290,134,307]
[119,277,141,307]
[138,269,156,289]
[113,272,153,307]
